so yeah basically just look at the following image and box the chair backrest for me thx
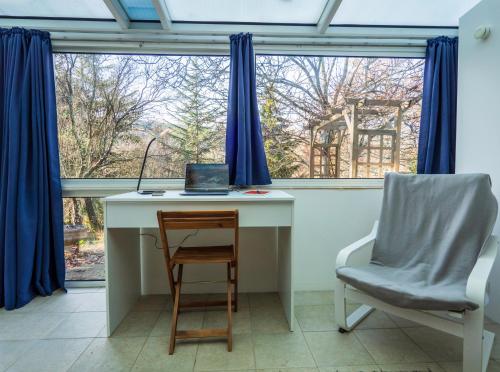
[157,210,239,268]
[373,173,498,285]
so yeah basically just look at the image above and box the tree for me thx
[159,57,228,175]
[55,54,166,231]
[260,84,301,178]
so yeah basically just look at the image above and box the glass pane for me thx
[165,0,327,24]
[0,0,113,19]
[331,0,480,27]
[64,198,105,281]
[55,54,230,179]
[119,0,159,21]
[256,56,424,178]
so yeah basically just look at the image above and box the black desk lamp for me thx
[136,129,169,195]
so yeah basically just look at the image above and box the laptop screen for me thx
[184,164,229,191]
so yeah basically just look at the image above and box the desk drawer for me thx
[105,201,293,228]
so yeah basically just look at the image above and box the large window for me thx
[55,53,423,280]
[55,53,423,180]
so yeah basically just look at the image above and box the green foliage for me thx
[260,85,301,178]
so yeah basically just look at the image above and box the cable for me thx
[140,230,199,250]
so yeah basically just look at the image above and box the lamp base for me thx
[137,190,165,196]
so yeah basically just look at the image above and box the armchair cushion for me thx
[336,173,497,311]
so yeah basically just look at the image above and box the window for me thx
[55,53,423,181]
[55,53,230,179]
[256,56,424,178]
[63,197,105,281]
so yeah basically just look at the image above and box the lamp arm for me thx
[136,137,157,192]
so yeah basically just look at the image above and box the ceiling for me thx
[0,0,481,28]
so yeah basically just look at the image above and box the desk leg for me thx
[105,228,141,336]
[278,226,294,331]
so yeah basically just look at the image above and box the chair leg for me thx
[234,262,238,312]
[169,264,183,355]
[463,308,485,372]
[226,263,233,352]
[335,278,348,331]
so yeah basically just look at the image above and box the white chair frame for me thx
[335,221,499,372]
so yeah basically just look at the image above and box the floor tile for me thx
[36,293,84,313]
[0,340,35,371]
[150,310,204,337]
[68,336,147,372]
[206,292,250,312]
[345,307,397,330]
[0,312,68,340]
[194,334,255,371]
[47,311,106,339]
[253,331,316,369]
[377,363,443,371]
[386,314,421,328]
[132,336,197,372]
[259,368,319,372]
[355,329,432,364]
[251,307,291,334]
[304,331,375,367]
[486,323,500,360]
[439,360,500,372]
[66,287,105,294]
[7,338,91,372]
[249,292,283,310]
[319,367,379,372]
[295,305,336,332]
[203,308,252,334]
[133,295,171,312]
[113,311,161,337]
[76,292,106,312]
[295,291,335,306]
[402,327,462,362]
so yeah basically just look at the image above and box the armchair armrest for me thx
[336,221,378,268]
[466,235,499,306]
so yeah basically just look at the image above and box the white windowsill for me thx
[61,178,384,197]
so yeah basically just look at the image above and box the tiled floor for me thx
[1,289,499,372]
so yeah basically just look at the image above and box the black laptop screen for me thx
[184,164,229,191]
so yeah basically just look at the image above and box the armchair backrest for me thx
[373,173,497,285]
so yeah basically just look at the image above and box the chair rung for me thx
[176,328,228,339]
[182,280,227,284]
[180,299,236,308]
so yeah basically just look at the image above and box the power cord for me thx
[140,230,199,250]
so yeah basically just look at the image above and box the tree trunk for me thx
[72,198,83,225]
[84,197,103,232]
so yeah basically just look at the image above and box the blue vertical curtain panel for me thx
[226,33,271,186]
[0,28,65,310]
[417,36,458,174]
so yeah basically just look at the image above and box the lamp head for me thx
[157,127,169,139]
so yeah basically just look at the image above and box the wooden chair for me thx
[157,210,239,354]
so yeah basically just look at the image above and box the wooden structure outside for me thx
[157,210,239,354]
[309,98,404,178]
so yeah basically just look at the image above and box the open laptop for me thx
[180,163,230,196]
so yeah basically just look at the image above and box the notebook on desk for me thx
[180,163,230,196]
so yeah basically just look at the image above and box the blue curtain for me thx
[0,28,65,310]
[417,36,458,174]
[226,33,271,186]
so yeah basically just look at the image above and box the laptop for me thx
[180,163,230,196]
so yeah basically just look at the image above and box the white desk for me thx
[103,190,295,336]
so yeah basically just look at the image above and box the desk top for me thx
[105,190,294,203]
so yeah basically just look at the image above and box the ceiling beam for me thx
[317,0,343,34]
[151,0,172,31]
[103,0,130,30]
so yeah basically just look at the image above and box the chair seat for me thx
[172,245,235,265]
[336,264,478,311]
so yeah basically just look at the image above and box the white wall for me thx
[140,188,383,294]
[456,0,500,321]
